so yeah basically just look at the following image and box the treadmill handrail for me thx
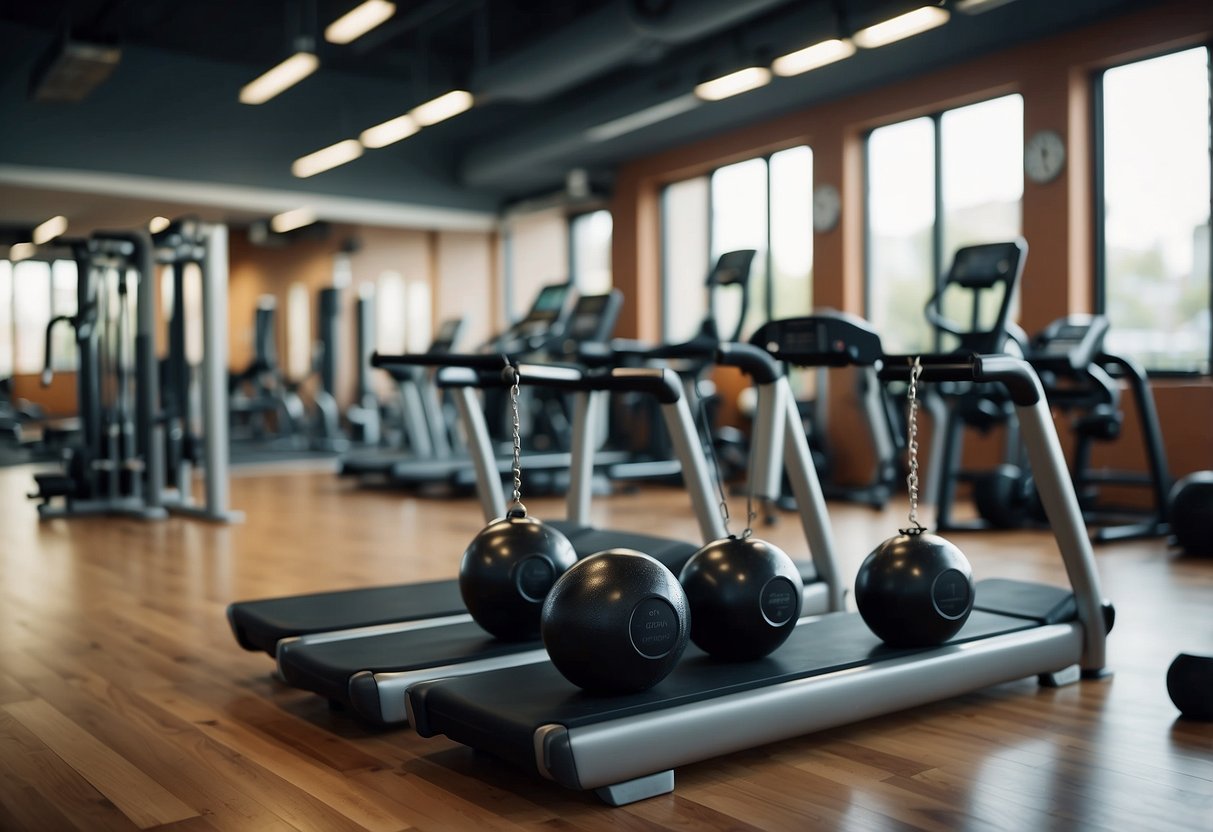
[433,363,684,405]
[714,343,781,385]
[880,353,1107,670]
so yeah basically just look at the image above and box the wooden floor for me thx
[0,461,1209,831]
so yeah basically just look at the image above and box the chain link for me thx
[505,359,525,514]
[904,356,925,532]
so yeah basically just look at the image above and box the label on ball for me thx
[514,557,555,603]
[932,569,972,620]
[760,576,798,626]
[629,597,679,659]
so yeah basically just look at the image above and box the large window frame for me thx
[1093,44,1212,376]
[863,94,1025,355]
[659,145,813,343]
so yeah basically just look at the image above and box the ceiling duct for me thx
[470,0,794,102]
[29,35,122,103]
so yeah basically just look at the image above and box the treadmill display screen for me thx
[527,285,570,320]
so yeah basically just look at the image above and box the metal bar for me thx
[781,386,843,611]
[452,386,506,522]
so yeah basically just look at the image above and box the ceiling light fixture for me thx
[239,51,319,105]
[270,207,317,233]
[772,38,857,77]
[852,6,950,49]
[954,0,1018,13]
[291,139,364,178]
[694,66,772,102]
[148,216,171,234]
[360,113,420,148]
[32,215,67,245]
[585,94,701,143]
[325,0,396,44]
[9,242,36,262]
[410,90,474,126]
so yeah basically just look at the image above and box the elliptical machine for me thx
[973,314,1171,542]
[921,240,1029,531]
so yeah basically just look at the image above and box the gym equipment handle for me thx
[714,343,782,384]
[433,364,684,404]
[879,354,1042,407]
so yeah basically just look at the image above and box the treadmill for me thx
[338,317,465,480]
[405,317,1113,807]
[383,289,624,493]
[273,344,842,724]
[228,343,829,660]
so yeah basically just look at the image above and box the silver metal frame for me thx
[533,624,1083,795]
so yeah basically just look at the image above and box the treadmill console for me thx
[565,291,622,343]
[1029,314,1110,374]
[513,283,573,340]
[751,313,883,367]
[948,241,1023,289]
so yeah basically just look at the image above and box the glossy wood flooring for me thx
[0,462,1209,831]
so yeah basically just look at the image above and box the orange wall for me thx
[612,0,1213,485]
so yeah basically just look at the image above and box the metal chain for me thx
[904,355,925,533]
[505,360,525,514]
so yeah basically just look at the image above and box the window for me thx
[661,145,813,343]
[1098,46,1211,374]
[712,157,769,339]
[661,176,710,342]
[49,259,78,370]
[406,280,432,353]
[0,261,12,377]
[12,260,53,374]
[866,94,1024,353]
[504,207,567,321]
[770,146,814,320]
[376,271,407,355]
[286,284,310,381]
[569,210,613,295]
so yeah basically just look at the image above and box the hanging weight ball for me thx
[855,529,975,648]
[541,548,690,694]
[1168,471,1213,557]
[459,508,577,641]
[1167,653,1213,721]
[679,536,804,660]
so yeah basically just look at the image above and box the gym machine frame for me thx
[153,220,242,522]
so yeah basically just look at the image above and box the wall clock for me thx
[813,183,841,233]
[1024,129,1066,184]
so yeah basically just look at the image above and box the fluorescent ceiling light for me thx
[148,216,170,234]
[853,6,950,49]
[410,90,474,126]
[325,0,396,44]
[954,0,1018,12]
[9,242,36,261]
[32,215,67,245]
[270,207,317,233]
[291,139,364,178]
[772,38,857,77]
[694,66,771,102]
[585,94,701,142]
[239,52,319,105]
[360,113,419,148]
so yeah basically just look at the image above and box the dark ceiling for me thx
[0,0,1160,229]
